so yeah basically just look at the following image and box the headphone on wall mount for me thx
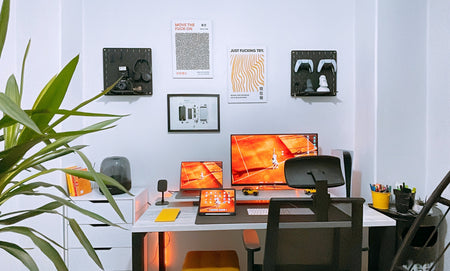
[133,59,152,82]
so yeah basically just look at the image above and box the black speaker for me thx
[100,156,132,195]
[342,150,352,198]
[155,179,169,205]
[331,149,353,197]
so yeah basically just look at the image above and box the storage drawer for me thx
[67,247,131,271]
[67,224,131,248]
[67,199,133,224]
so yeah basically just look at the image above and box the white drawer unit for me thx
[67,247,132,271]
[64,187,148,271]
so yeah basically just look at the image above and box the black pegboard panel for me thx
[291,50,337,96]
[103,48,152,95]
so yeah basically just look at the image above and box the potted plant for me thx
[0,0,129,270]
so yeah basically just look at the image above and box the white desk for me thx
[134,201,395,232]
[132,193,395,271]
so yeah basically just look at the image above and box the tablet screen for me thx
[198,189,236,215]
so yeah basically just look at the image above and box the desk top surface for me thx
[133,190,395,233]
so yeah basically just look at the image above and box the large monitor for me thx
[231,133,318,186]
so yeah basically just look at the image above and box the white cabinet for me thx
[64,187,148,271]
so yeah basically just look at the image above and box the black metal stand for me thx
[155,191,169,206]
[308,170,331,221]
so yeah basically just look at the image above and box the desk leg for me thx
[368,226,396,271]
[158,232,166,271]
[132,232,147,271]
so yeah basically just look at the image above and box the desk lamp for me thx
[284,155,345,221]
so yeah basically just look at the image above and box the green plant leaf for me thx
[62,168,130,194]
[0,0,10,58]
[46,108,125,118]
[18,55,79,144]
[5,74,20,104]
[3,75,21,149]
[4,181,70,201]
[74,150,128,222]
[0,1,129,269]
[0,109,123,130]
[0,93,41,134]
[0,202,63,225]
[0,137,43,187]
[21,191,119,226]
[74,78,119,111]
[0,240,38,271]
[23,145,86,172]
[49,76,123,130]
[0,114,17,130]
[0,226,68,271]
[0,168,68,200]
[19,40,31,97]
[33,118,120,158]
[15,126,116,172]
[68,218,103,270]
[0,124,116,187]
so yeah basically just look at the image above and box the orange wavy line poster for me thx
[228,47,267,103]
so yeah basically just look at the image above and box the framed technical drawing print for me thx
[167,94,220,132]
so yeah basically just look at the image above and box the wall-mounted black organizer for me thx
[103,48,152,95]
[291,50,337,96]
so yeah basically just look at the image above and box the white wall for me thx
[1,0,449,270]
[377,0,428,195]
[80,1,356,269]
[79,0,357,201]
[427,0,450,270]
[354,0,377,200]
[426,0,450,195]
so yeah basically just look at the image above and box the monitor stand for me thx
[175,190,200,200]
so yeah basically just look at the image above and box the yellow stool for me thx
[182,250,240,271]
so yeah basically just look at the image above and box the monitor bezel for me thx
[230,133,319,187]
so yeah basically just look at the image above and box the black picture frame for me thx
[167,94,220,132]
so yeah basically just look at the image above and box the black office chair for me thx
[243,155,365,271]
[389,171,450,271]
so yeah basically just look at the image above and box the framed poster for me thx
[172,20,213,78]
[228,47,267,103]
[167,94,220,132]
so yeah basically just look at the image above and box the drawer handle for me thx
[89,224,111,227]
[94,247,112,251]
[89,200,109,203]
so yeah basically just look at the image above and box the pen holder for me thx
[371,191,391,209]
[394,189,415,213]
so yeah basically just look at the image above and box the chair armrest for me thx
[242,229,261,252]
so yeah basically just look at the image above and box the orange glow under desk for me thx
[131,189,395,271]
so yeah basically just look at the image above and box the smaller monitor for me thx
[180,161,223,190]
[198,188,236,216]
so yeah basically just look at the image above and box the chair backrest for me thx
[263,197,365,271]
[389,171,450,271]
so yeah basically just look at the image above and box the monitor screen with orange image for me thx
[198,189,236,215]
[231,134,318,186]
[180,161,223,190]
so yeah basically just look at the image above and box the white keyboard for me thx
[247,208,269,216]
[247,208,314,216]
